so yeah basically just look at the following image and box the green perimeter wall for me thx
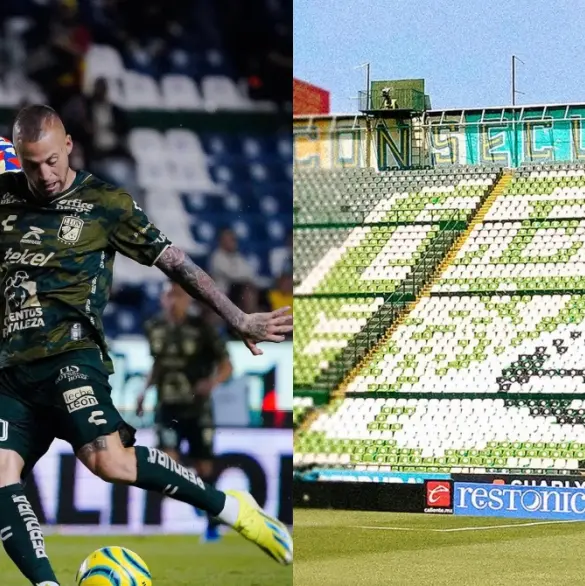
[294,104,585,169]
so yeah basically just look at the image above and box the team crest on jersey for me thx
[58,216,84,243]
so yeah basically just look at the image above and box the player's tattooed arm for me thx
[77,436,108,458]
[155,245,293,355]
[156,245,246,328]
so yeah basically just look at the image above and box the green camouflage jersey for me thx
[145,313,227,414]
[0,170,171,372]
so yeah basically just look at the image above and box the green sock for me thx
[133,447,226,516]
[202,474,221,532]
[0,484,59,585]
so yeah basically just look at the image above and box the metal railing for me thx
[358,88,426,112]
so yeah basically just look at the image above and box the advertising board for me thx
[423,480,454,514]
[454,482,585,520]
[313,470,450,484]
[26,428,291,533]
[452,473,585,489]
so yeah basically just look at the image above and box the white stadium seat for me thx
[201,75,250,111]
[83,44,126,93]
[123,72,162,110]
[160,74,204,111]
[128,129,166,161]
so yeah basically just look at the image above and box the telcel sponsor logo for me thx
[4,248,54,267]
[454,482,585,520]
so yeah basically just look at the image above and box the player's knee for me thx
[0,449,25,487]
[92,450,137,484]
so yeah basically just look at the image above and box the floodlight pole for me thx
[366,62,370,100]
[512,55,515,105]
[511,55,524,106]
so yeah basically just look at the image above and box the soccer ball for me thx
[76,546,152,586]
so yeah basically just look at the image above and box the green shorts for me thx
[0,348,136,480]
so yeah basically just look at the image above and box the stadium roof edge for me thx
[426,101,585,113]
[294,113,359,120]
[294,102,585,121]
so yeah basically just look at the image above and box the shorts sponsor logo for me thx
[424,480,454,514]
[58,216,84,244]
[88,411,107,425]
[63,386,97,413]
[56,365,89,384]
[20,226,43,245]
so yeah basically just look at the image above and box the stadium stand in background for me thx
[294,90,585,479]
[0,0,292,339]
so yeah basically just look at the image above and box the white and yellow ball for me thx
[76,546,152,586]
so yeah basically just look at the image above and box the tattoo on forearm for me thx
[78,436,108,458]
[156,246,246,329]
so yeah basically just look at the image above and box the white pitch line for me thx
[354,520,584,533]
[436,520,583,532]
[354,526,420,531]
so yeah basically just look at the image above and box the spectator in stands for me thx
[270,229,292,280]
[60,91,91,160]
[268,271,293,314]
[86,77,129,161]
[84,77,140,197]
[209,228,256,294]
[26,0,91,112]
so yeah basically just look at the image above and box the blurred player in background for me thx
[0,107,292,586]
[137,282,233,543]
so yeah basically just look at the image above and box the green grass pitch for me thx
[295,508,585,586]
[0,534,292,585]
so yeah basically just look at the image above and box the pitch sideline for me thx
[354,519,584,532]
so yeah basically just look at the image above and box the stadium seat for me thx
[123,72,162,110]
[84,44,126,93]
[201,75,250,111]
[128,129,166,160]
[160,74,205,111]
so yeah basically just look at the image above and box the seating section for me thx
[296,224,441,295]
[295,397,585,472]
[295,297,384,387]
[294,228,350,285]
[346,293,585,394]
[293,166,498,389]
[437,166,585,294]
[295,163,585,476]
[105,128,291,337]
[293,396,315,429]
[1,0,290,112]
[294,167,498,225]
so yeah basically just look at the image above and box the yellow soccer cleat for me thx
[225,490,293,565]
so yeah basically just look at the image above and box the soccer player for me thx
[137,282,233,543]
[0,105,292,586]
